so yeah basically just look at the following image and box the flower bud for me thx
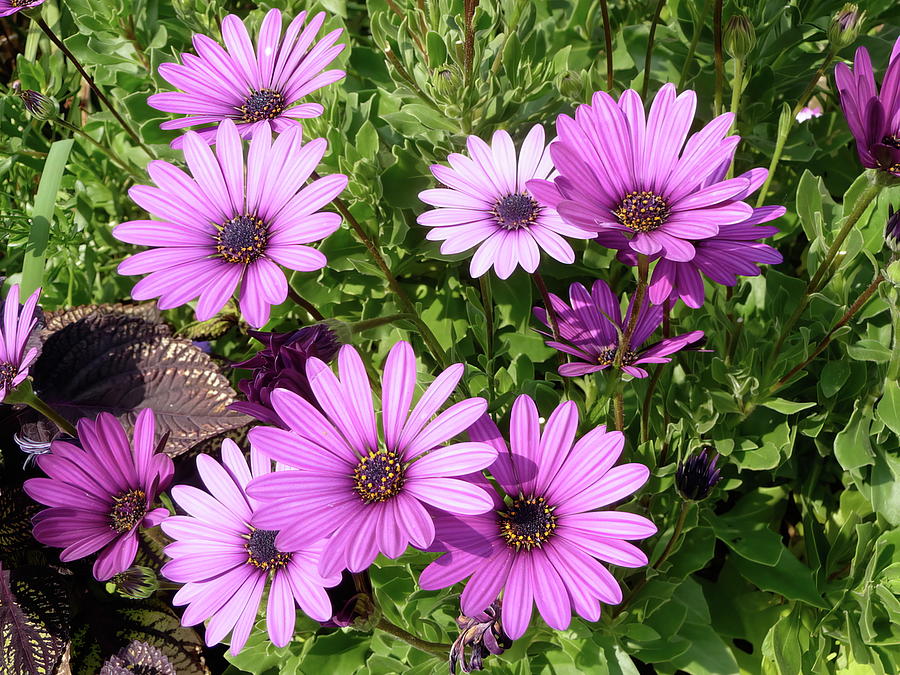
[554,71,585,101]
[433,64,463,102]
[18,89,55,121]
[107,565,159,599]
[886,206,900,254]
[828,4,865,50]
[675,445,722,501]
[724,14,756,60]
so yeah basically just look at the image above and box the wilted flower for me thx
[108,565,159,599]
[246,341,498,576]
[17,89,54,120]
[828,4,866,50]
[0,284,42,402]
[417,125,594,279]
[724,13,756,60]
[0,0,46,18]
[531,84,765,274]
[835,37,900,177]
[675,446,722,501]
[533,280,704,378]
[796,105,823,123]
[450,602,512,674]
[24,409,174,581]
[420,397,656,639]
[230,323,342,426]
[162,440,339,654]
[114,119,347,328]
[149,9,345,148]
[100,640,175,675]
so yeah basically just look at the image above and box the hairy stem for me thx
[614,255,650,368]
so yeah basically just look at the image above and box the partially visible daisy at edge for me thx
[161,440,339,654]
[533,280,705,378]
[417,124,594,280]
[0,284,42,402]
[419,395,655,639]
[149,9,345,148]
[0,0,45,18]
[115,118,347,328]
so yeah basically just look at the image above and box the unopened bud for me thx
[17,88,55,121]
[554,71,585,101]
[828,4,865,50]
[886,206,900,254]
[724,14,756,60]
[433,64,463,101]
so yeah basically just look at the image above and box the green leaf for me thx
[876,381,900,435]
[834,400,876,471]
[760,398,816,414]
[731,549,828,609]
[847,339,893,363]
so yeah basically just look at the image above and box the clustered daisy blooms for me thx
[149,9,345,148]
[115,118,347,328]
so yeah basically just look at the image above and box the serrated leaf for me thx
[32,306,249,455]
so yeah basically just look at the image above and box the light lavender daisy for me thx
[115,118,347,328]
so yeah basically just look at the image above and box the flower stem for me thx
[533,272,560,342]
[321,178,449,370]
[375,617,448,658]
[640,363,664,443]
[35,17,155,159]
[599,0,614,90]
[25,391,77,437]
[770,273,885,394]
[614,254,650,368]
[678,0,710,89]
[713,0,724,116]
[51,118,141,180]
[641,0,667,99]
[726,56,744,178]
[479,275,495,402]
[613,381,625,432]
[350,313,415,333]
[463,1,478,83]
[286,286,325,321]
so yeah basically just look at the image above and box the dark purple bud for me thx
[886,205,900,253]
[229,322,344,427]
[449,601,512,674]
[17,88,55,120]
[675,445,723,501]
[828,4,865,49]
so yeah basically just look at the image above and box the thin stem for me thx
[599,0,614,90]
[321,175,449,370]
[350,313,415,333]
[614,255,650,368]
[286,286,325,321]
[383,47,442,112]
[375,617,448,658]
[677,0,710,89]
[36,18,155,159]
[713,0,724,115]
[641,0,667,99]
[27,394,78,437]
[613,383,625,432]
[52,118,140,180]
[770,273,884,394]
[533,272,560,342]
[726,56,744,178]
[479,275,495,401]
[463,1,478,82]
[790,50,836,121]
[640,363,665,444]
[768,180,882,367]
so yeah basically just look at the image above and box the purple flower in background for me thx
[417,125,593,279]
[24,409,173,581]
[115,119,347,328]
[246,341,498,576]
[450,602,512,674]
[675,445,722,501]
[0,284,41,402]
[795,105,823,123]
[0,0,45,18]
[420,396,655,639]
[161,440,339,654]
[592,166,785,307]
[533,280,704,378]
[529,83,761,264]
[230,323,342,426]
[149,9,345,148]
[835,37,900,177]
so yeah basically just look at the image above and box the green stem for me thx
[25,391,77,437]
[350,313,415,333]
[640,363,664,444]
[533,272,560,342]
[479,275,495,401]
[614,255,650,368]
[713,0,724,115]
[375,618,448,658]
[599,0,614,90]
[726,56,744,178]
[613,381,625,432]
[677,0,710,89]
[641,0,667,99]
[888,290,900,382]
[36,17,155,159]
[52,118,140,180]
[286,286,325,321]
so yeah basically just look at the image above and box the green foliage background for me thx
[1,0,899,673]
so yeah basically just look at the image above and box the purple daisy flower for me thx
[161,440,339,654]
[417,125,594,279]
[148,9,345,148]
[24,409,174,581]
[533,280,704,378]
[835,36,900,177]
[115,118,347,328]
[419,396,656,639]
[246,341,498,576]
[0,0,45,18]
[528,83,761,264]
[587,165,785,308]
[0,284,41,402]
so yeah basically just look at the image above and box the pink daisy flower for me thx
[24,409,174,581]
[115,118,347,328]
[420,396,655,639]
[0,284,41,402]
[149,9,345,148]
[417,125,594,279]
[246,341,498,576]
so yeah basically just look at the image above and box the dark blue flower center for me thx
[597,344,637,366]
[11,0,39,6]
[493,193,540,230]
[0,362,18,394]
[498,496,557,550]
[613,190,670,232]
[883,135,900,149]
[110,489,147,533]
[353,449,405,503]
[237,89,287,124]
[215,214,269,264]
[246,529,292,571]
